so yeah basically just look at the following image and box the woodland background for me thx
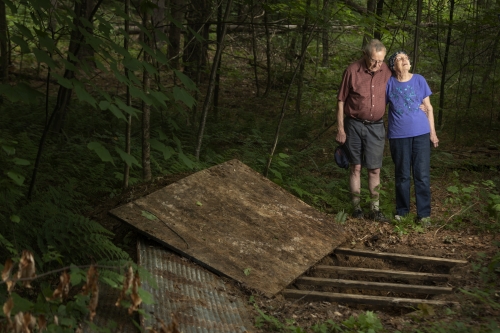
[0,0,500,332]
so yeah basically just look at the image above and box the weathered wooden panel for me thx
[315,266,451,281]
[295,277,453,294]
[109,159,346,296]
[335,248,468,266]
[283,290,458,307]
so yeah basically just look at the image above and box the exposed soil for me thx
[86,156,500,332]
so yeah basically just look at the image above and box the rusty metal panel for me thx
[138,238,251,332]
[109,159,347,296]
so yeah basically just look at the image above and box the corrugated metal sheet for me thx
[138,238,250,333]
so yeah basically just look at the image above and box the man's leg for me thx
[350,164,362,216]
[368,168,380,211]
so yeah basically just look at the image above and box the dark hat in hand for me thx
[334,144,350,169]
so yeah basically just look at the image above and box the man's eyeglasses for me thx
[368,57,384,64]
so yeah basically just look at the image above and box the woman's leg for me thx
[412,134,431,219]
[390,138,412,216]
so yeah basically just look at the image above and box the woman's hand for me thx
[430,133,439,148]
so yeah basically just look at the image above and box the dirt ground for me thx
[87,161,500,332]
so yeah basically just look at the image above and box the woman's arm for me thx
[422,96,439,148]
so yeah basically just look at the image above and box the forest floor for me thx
[86,63,500,331]
[88,141,500,332]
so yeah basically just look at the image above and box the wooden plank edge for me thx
[315,266,451,281]
[296,277,453,294]
[335,248,468,266]
[282,290,458,307]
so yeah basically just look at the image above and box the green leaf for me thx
[123,56,142,71]
[244,268,251,276]
[14,23,34,39]
[149,139,174,160]
[11,35,31,53]
[174,70,197,90]
[32,49,57,69]
[70,265,83,285]
[149,90,169,108]
[74,83,97,107]
[2,145,15,155]
[141,211,157,220]
[446,186,459,194]
[52,73,73,89]
[87,142,115,166]
[137,288,155,305]
[10,215,20,223]
[173,86,195,108]
[278,153,289,158]
[7,172,25,185]
[178,152,195,169]
[11,293,34,313]
[115,98,140,118]
[196,201,202,206]
[12,158,29,166]
[108,104,127,121]
[115,147,141,168]
[0,83,44,103]
[99,100,110,110]
[102,277,119,288]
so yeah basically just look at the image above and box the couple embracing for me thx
[336,39,439,225]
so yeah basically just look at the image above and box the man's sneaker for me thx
[352,209,364,219]
[394,215,402,222]
[417,217,432,227]
[369,210,390,223]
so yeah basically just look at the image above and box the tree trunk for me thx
[123,0,132,188]
[52,0,103,132]
[213,2,223,120]
[295,0,311,115]
[363,0,376,47]
[262,0,272,97]
[373,0,383,40]
[142,4,152,182]
[412,0,422,72]
[250,0,260,97]
[0,0,8,83]
[321,0,330,67]
[168,0,184,69]
[195,0,233,161]
[438,0,454,128]
[183,0,210,82]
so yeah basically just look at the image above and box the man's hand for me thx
[336,129,346,144]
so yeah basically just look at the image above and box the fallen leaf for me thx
[2,297,13,324]
[116,265,134,307]
[17,250,36,288]
[128,271,142,314]
[1,258,13,282]
[48,271,70,301]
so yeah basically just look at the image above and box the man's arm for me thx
[336,101,346,144]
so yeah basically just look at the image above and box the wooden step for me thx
[315,266,451,281]
[335,248,468,267]
[283,289,457,307]
[295,277,453,295]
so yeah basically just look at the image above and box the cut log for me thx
[315,266,451,281]
[296,277,453,294]
[335,248,467,266]
[283,290,458,307]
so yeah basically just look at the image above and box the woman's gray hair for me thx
[388,50,408,72]
[363,39,386,55]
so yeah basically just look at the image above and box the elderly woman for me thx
[386,51,439,224]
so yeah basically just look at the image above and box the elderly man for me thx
[336,39,391,222]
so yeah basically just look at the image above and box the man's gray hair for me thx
[363,39,386,55]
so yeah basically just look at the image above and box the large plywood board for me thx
[109,159,346,296]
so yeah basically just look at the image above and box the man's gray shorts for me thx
[345,117,385,169]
